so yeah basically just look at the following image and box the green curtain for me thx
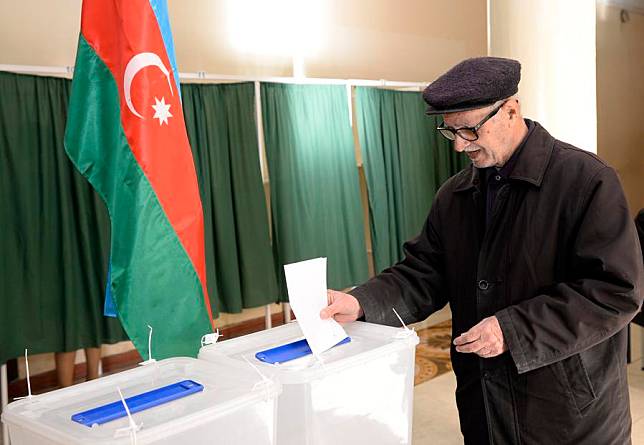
[261,83,369,297]
[356,87,470,274]
[182,82,278,314]
[0,74,279,364]
[0,72,127,365]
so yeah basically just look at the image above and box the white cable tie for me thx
[242,356,272,402]
[392,307,409,330]
[313,352,328,372]
[114,386,141,444]
[14,349,34,401]
[242,355,270,383]
[139,324,157,366]
[25,348,32,397]
[392,308,415,339]
[201,329,222,347]
[147,325,153,361]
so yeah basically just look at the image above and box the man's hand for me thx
[319,289,364,323]
[454,316,507,358]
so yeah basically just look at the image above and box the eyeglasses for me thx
[436,100,507,142]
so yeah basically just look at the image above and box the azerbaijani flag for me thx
[64,0,214,359]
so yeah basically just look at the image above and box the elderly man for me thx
[321,57,643,444]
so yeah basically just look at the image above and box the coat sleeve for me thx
[497,166,644,374]
[350,197,448,327]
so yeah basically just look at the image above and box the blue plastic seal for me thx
[71,380,204,427]
[255,337,351,364]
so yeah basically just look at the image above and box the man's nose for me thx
[453,136,469,153]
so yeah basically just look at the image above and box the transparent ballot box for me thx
[199,321,419,445]
[1,357,280,444]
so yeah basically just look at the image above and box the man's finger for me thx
[456,340,487,354]
[454,331,480,346]
[320,300,343,320]
[326,289,336,305]
[334,314,356,323]
[320,307,332,319]
[478,346,500,358]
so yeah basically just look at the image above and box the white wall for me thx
[0,0,487,83]
[489,0,597,153]
[596,3,644,214]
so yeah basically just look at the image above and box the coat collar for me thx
[453,120,555,193]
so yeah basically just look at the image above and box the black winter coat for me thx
[351,121,643,444]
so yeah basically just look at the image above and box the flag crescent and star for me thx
[124,52,174,125]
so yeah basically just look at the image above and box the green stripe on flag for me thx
[64,35,211,359]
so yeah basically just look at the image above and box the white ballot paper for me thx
[284,257,349,357]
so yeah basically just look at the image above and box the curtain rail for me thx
[0,64,427,90]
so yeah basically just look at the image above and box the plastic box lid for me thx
[199,321,419,384]
[1,357,280,444]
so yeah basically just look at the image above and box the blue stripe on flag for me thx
[149,0,182,99]
[104,263,117,317]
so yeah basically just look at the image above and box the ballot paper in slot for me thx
[283,257,349,357]
[255,337,352,364]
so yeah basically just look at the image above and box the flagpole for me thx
[1,363,9,445]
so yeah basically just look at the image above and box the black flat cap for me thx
[423,57,521,115]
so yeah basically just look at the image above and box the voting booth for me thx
[1,357,280,445]
[199,321,419,445]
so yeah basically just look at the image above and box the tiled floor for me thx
[412,358,644,444]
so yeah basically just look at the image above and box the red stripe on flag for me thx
[80,0,214,324]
